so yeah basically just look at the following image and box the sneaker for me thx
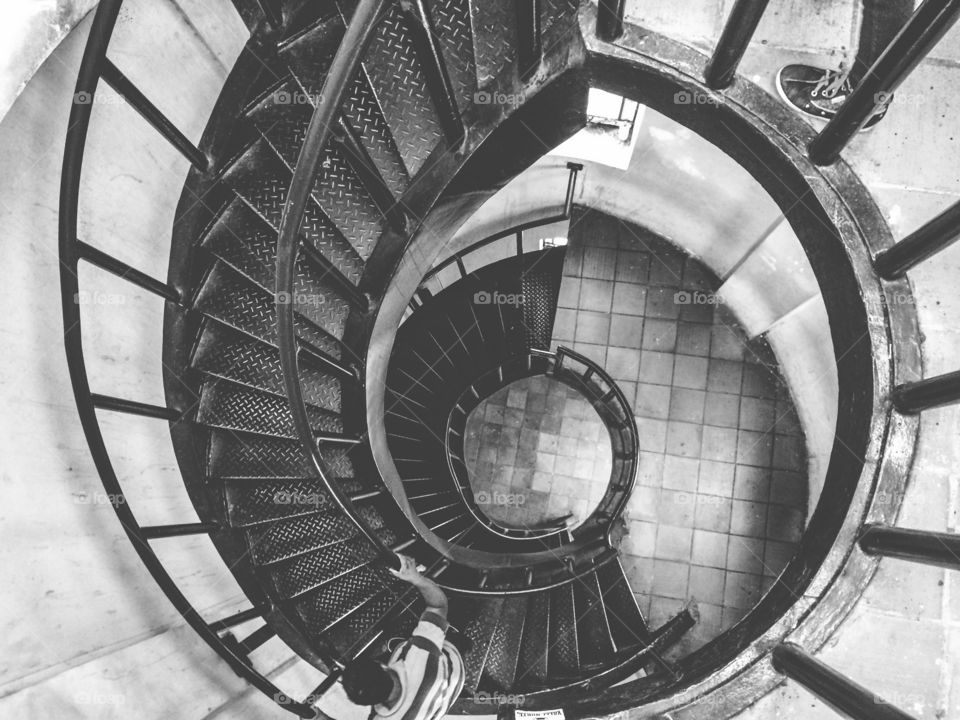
[775,63,889,130]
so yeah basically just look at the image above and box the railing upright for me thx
[704,0,771,89]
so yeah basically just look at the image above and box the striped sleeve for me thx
[411,610,448,651]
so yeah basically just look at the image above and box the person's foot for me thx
[775,64,890,130]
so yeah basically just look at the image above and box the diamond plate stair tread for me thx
[222,141,364,282]
[449,595,505,694]
[247,511,362,565]
[596,558,651,650]
[226,477,367,527]
[197,379,343,438]
[208,432,312,479]
[520,249,564,350]
[361,2,442,176]
[192,322,346,409]
[541,0,580,37]
[548,582,579,675]
[478,595,527,692]
[471,0,517,88]
[429,0,477,112]
[195,261,346,351]
[269,537,378,599]
[249,102,384,261]
[299,564,386,636]
[324,574,421,654]
[282,29,411,200]
[201,199,355,332]
[572,570,616,668]
[515,591,550,686]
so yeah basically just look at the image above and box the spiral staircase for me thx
[55,0,960,718]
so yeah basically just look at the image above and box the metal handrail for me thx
[443,346,638,545]
[274,0,401,572]
[58,0,316,716]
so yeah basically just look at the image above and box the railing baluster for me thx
[239,624,277,654]
[596,0,627,41]
[400,0,464,145]
[333,115,407,233]
[101,60,208,171]
[860,524,960,570]
[455,256,467,277]
[772,643,916,720]
[875,200,960,279]
[209,606,264,633]
[314,431,363,445]
[516,230,524,256]
[298,342,357,383]
[76,240,181,303]
[809,0,960,165]
[704,0,771,90]
[564,162,583,216]
[892,369,960,413]
[516,0,542,80]
[141,523,218,540]
[391,537,418,553]
[92,394,181,420]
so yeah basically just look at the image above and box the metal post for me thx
[704,0,771,90]
[564,161,583,216]
[892,369,960,413]
[860,524,960,570]
[875,200,960,278]
[809,0,960,165]
[772,643,916,720]
[596,0,627,41]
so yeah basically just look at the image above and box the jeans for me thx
[851,0,916,83]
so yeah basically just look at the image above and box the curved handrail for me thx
[274,0,401,572]
[443,346,638,544]
[58,0,316,716]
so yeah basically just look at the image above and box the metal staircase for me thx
[57,0,960,718]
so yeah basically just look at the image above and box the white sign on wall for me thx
[514,710,565,720]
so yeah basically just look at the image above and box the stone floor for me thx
[463,375,611,528]
[553,213,808,658]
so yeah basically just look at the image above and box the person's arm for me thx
[391,554,448,620]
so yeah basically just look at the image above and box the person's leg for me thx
[850,0,916,83]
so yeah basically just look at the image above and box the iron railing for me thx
[58,0,320,716]
[445,346,638,544]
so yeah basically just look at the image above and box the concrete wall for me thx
[0,2,325,717]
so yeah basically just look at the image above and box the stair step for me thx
[208,432,357,480]
[269,536,379,599]
[548,582,579,676]
[516,591,550,685]
[200,198,354,333]
[324,579,422,657]
[226,477,369,528]
[191,321,347,408]
[248,101,384,261]
[428,0,478,113]
[470,0,518,88]
[197,379,343,438]
[596,558,651,651]
[450,596,505,694]
[362,2,444,177]
[479,594,527,692]
[247,506,394,566]
[573,570,616,667]
[299,565,386,637]
[221,140,365,281]
[195,260,345,352]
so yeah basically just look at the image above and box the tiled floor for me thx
[554,210,808,658]
[463,376,611,528]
